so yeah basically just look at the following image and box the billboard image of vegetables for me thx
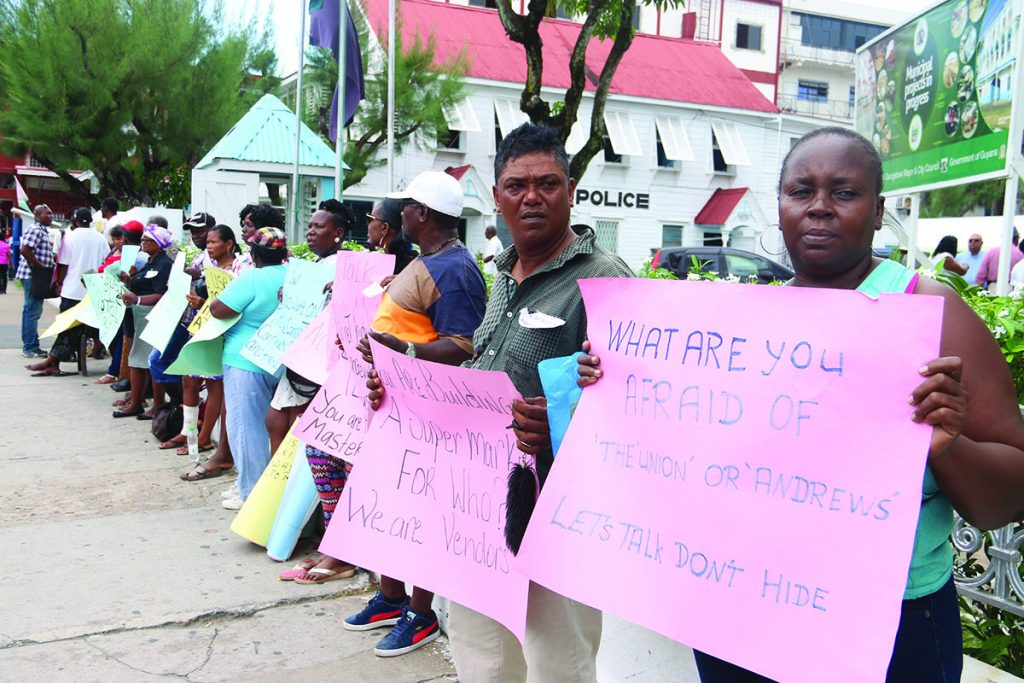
[855,0,1019,193]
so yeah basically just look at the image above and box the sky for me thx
[227,0,943,78]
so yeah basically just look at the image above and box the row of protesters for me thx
[162,216,245,465]
[181,205,286,498]
[209,225,288,507]
[23,208,109,377]
[278,197,419,588]
[112,224,174,417]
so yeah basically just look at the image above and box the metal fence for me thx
[954,517,1024,617]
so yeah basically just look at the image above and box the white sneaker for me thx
[221,486,239,499]
[222,494,244,510]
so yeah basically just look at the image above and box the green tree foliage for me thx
[494,0,682,182]
[921,177,1024,218]
[296,4,469,189]
[0,0,263,206]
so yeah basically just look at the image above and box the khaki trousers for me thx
[449,582,602,683]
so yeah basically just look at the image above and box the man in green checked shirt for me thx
[448,123,633,681]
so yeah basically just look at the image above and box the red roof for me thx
[363,0,777,113]
[445,164,472,180]
[694,187,749,225]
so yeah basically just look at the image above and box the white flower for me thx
[686,273,701,281]
[994,326,1006,339]
[998,308,1010,318]
[725,275,742,283]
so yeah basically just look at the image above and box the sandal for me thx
[94,374,117,385]
[278,558,319,581]
[293,566,358,584]
[175,442,215,456]
[159,436,187,450]
[179,463,232,481]
[31,369,71,377]
[113,408,144,418]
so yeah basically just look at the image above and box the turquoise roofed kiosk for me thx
[191,94,348,241]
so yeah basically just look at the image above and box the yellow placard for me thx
[229,422,303,546]
[187,268,234,335]
[40,293,97,338]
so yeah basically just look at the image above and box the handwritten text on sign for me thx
[293,252,395,458]
[241,259,332,374]
[320,341,529,641]
[83,271,128,347]
[514,279,944,682]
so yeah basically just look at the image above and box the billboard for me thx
[855,0,1022,194]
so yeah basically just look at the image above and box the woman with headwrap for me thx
[112,224,174,418]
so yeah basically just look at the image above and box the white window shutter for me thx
[443,100,481,133]
[494,99,528,138]
[655,116,695,162]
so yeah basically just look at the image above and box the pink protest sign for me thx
[515,278,944,682]
[279,307,334,385]
[321,340,529,641]
[294,350,371,461]
[331,250,395,354]
[291,251,396,458]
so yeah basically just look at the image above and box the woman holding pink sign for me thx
[579,127,1024,682]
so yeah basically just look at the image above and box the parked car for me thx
[652,247,794,284]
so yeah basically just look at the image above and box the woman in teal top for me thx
[210,226,288,505]
[579,127,1024,682]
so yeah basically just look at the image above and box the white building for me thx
[336,0,822,268]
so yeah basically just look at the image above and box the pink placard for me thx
[294,352,371,461]
[279,306,334,385]
[331,251,395,356]
[320,340,529,641]
[515,278,944,682]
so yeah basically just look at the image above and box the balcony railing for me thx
[777,95,853,122]
[781,38,857,69]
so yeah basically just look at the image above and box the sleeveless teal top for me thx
[858,260,953,600]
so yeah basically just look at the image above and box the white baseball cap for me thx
[387,171,464,218]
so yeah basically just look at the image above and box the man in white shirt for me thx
[58,207,110,310]
[957,233,985,284]
[481,224,503,276]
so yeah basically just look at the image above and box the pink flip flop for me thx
[278,558,319,581]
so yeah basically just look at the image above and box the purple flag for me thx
[309,0,366,141]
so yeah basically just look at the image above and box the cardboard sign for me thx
[187,267,234,335]
[293,351,371,462]
[165,313,239,377]
[231,422,304,547]
[292,252,395,459]
[515,278,944,682]
[279,306,335,385]
[41,294,97,338]
[320,341,529,641]
[83,271,128,347]
[240,259,333,374]
[330,251,395,355]
[140,253,190,353]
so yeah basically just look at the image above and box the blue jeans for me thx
[148,324,190,384]
[693,577,962,683]
[21,280,43,353]
[223,365,278,499]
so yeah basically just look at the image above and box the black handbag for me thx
[151,403,184,442]
[29,265,58,299]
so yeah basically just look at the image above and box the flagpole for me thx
[291,0,308,242]
[335,0,347,200]
[387,0,395,192]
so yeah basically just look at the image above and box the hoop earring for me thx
[758,225,788,257]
